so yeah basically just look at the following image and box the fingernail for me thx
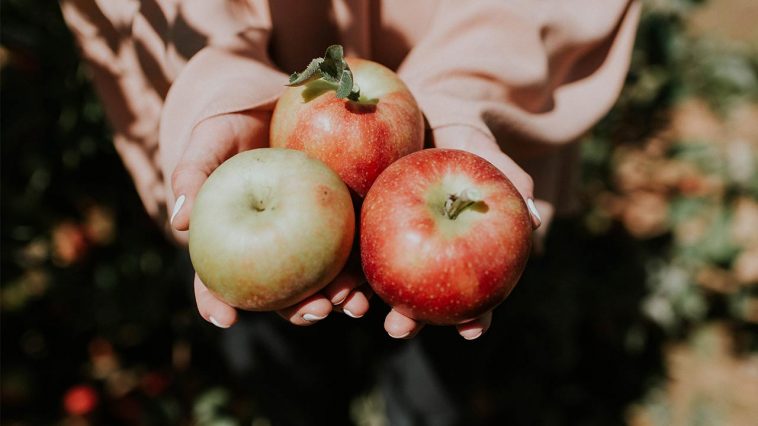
[387,330,410,339]
[302,313,327,322]
[209,316,230,329]
[343,308,363,319]
[171,194,186,225]
[526,198,541,228]
[461,329,483,340]
[331,289,350,305]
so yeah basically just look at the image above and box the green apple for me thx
[189,148,355,311]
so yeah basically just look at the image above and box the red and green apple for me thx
[270,45,424,197]
[188,148,355,311]
[360,148,532,325]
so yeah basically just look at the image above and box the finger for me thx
[340,285,373,319]
[456,311,493,340]
[384,309,425,339]
[194,274,238,328]
[170,111,270,231]
[532,199,554,255]
[432,126,541,229]
[323,268,364,306]
[276,293,333,326]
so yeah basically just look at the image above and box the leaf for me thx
[322,44,346,76]
[287,58,324,86]
[324,44,345,64]
[286,44,361,100]
[318,45,346,83]
[336,69,354,99]
[318,61,341,83]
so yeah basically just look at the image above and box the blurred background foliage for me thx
[1,0,757,425]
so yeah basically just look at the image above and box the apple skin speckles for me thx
[360,149,532,325]
[189,148,355,311]
[270,58,424,198]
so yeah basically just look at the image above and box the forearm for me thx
[61,0,289,237]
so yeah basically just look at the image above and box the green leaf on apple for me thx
[320,44,345,82]
[336,69,355,100]
[288,58,325,86]
[287,44,361,101]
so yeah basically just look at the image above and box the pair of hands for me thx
[169,110,540,340]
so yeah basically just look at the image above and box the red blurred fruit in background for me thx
[63,384,98,416]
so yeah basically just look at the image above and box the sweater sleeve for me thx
[157,0,288,218]
[60,0,167,223]
[398,0,641,158]
[61,0,288,235]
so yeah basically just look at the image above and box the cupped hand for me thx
[168,111,370,328]
[383,125,542,340]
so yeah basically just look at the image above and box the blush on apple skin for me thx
[189,148,355,312]
[270,58,424,197]
[360,149,532,325]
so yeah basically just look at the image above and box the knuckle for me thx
[519,173,535,194]
[171,162,205,194]
[170,165,189,192]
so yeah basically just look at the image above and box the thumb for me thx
[169,111,270,231]
[432,125,541,229]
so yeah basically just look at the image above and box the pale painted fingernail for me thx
[302,313,327,322]
[170,194,186,225]
[526,198,541,228]
[461,329,483,340]
[209,316,229,329]
[387,330,410,339]
[343,308,363,319]
[331,289,350,305]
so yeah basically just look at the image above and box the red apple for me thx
[360,149,532,325]
[270,46,424,197]
[189,148,355,311]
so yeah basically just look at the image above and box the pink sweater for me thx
[61,0,640,241]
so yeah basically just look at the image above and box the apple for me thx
[189,148,355,311]
[270,45,424,197]
[360,149,532,325]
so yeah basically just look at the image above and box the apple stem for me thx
[444,188,483,220]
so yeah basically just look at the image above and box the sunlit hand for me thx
[168,111,371,328]
[382,125,542,340]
